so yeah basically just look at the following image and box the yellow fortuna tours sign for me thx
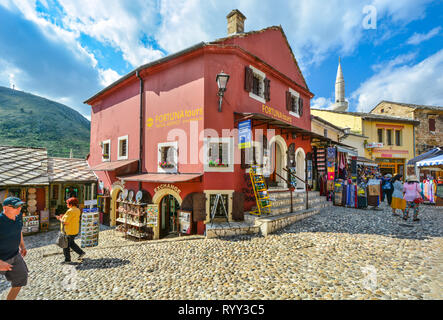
[262,104,292,124]
[147,107,203,129]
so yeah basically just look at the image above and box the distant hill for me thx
[0,86,90,158]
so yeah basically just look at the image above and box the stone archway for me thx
[110,182,124,227]
[268,135,288,187]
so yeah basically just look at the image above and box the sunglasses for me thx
[6,205,22,209]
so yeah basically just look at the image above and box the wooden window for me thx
[208,142,229,167]
[102,141,110,161]
[244,66,253,92]
[209,194,229,218]
[290,95,298,113]
[395,130,401,146]
[159,146,175,168]
[377,129,383,143]
[386,129,392,145]
[118,136,128,160]
[264,78,270,101]
[252,74,261,96]
[429,118,436,132]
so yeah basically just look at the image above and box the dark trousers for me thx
[382,190,393,205]
[63,235,85,262]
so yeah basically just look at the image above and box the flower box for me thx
[209,160,229,167]
[159,162,175,169]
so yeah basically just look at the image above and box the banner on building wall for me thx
[327,147,336,181]
[238,119,252,149]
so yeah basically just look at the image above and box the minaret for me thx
[332,57,348,111]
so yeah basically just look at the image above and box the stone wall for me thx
[414,109,443,155]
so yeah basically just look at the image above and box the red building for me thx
[85,10,330,239]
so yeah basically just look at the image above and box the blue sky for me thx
[0,0,442,120]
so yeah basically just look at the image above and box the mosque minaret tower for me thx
[332,57,349,111]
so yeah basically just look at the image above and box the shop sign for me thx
[262,104,292,123]
[366,142,383,148]
[154,184,181,195]
[238,119,252,149]
[146,107,203,129]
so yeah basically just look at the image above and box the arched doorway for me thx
[268,135,288,188]
[159,194,181,238]
[110,184,124,227]
[295,148,306,190]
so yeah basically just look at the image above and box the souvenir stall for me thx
[313,147,328,196]
[416,153,443,205]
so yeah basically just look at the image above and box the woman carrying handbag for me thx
[56,197,85,263]
[402,176,423,222]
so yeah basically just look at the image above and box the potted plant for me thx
[159,161,174,168]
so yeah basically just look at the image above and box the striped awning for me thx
[417,154,443,167]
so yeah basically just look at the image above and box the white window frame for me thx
[157,141,178,173]
[288,88,300,118]
[245,140,264,174]
[204,137,234,172]
[101,139,111,162]
[117,135,129,160]
[249,65,266,104]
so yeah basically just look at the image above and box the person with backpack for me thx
[381,173,394,205]
[403,175,423,222]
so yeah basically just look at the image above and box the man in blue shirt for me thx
[0,197,28,300]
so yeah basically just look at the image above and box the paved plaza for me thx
[1,202,442,300]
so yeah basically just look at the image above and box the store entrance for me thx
[159,194,180,238]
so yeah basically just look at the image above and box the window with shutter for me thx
[395,130,401,146]
[209,194,229,218]
[245,66,253,92]
[247,65,266,103]
[386,129,392,145]
[429,118,436,132]
[192,193,207,222]
[205,138,233,172]
[232,192,244,221]
[377,129,383,143]
[102,140,110,161]
[158,141,178,172]
[264,78,270,101]
[299,98,303,116]
[286,91,292,111]
[118,135,128,160]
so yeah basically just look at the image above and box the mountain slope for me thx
[0,86,90,158]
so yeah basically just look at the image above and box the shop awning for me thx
[416,154,443,167]
[117,173,203,183]
[356,156,378,167]
[407,147,443,165]
[337,146,358,156]
[90,159,139,171]
[234,112,354,148]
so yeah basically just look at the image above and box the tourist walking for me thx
[403,176,422,222]
[56,197,85,263]
[0,197,28,300]
[381,174,394,205]
[391,174,405,216]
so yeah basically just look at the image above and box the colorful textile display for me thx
[421,179,437,204]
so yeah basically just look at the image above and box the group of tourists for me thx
[381,174,423,222]
[0,196,84,300]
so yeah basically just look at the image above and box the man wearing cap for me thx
[0,197,28,300]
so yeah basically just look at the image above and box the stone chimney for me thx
[227,9,246,35]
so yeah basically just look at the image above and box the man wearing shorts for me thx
[0,197,28,300]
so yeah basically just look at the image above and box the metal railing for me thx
[282,168,309,210]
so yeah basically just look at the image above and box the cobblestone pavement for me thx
[1,202,442,300]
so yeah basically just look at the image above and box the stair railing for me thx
[283,168,309,210]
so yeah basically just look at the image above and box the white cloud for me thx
[371,52,417,72]
[98,68,122,87]
[352,49,443,111]
[311,97,334,110]
[407,26,441,45]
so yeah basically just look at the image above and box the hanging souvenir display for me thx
[80,208,99,248]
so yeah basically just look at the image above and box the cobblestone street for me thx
[1,202,442,300]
